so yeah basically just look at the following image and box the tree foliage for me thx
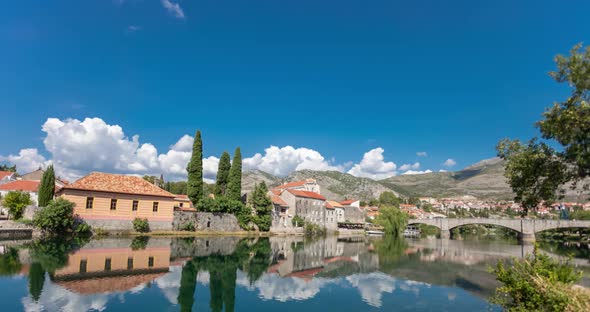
[2,190,32,219]
[177,261,197,312]
[132,217,150,233]
[226,147,242,201]
[214,151,231,197]
[38,165,55,207]
[378,191,401,207]
[187,130,204,205]
[33,198,76,233]
[497,44,590,211]
[497,139,568,215]
[28,262,45,302]
[248,182,273,231]
[0,164,16,172]
[374,206,408,237]
[490,245,588,311]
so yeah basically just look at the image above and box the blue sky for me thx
[1,0,589,181]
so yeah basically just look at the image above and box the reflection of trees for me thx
[177,261,197,312]
[28,262,46,302]
[177,238,272,312]
[130,236,150,250]
[374,236,409,271]
[28,236,89,274]
[0,247,22,276]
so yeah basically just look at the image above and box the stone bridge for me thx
[408,218,590,242]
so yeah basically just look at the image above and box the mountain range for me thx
[243,157,517,201]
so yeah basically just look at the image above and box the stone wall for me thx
[171,236,242,258]
[173,211,242,232]
[22,205,40,220]
[84,218,171,231]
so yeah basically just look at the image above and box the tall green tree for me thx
[226,147,242,201]
[2,191,32,219]
[187,131,204,205]
[374,206,408,238]
[497,43,590,212]
[249,182,273,231]
[214,152,231,197]
[38,165,55,207]
[28,262,45,302]
[379,191,401,207]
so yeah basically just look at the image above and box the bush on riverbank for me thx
[490,244,588,311]
[2,190,32,220]
[33,198,91,235]
[132,217,150,233]
[304,223,326,237]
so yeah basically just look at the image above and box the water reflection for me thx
[0,235,588,311]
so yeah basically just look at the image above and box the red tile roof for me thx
[287,189,326,200]
[0,171,15,180]
[0,180,40,192]
[60,172,175,198]
[271,195,288,207]
[274,180,306,189]
[326,200,344,208]
[340,199,357,205]
[271,189,282,196]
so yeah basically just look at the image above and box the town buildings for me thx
[0,171,16,185]
[0,180,41,205]
[56,172,176,230]
[269,179,366,231]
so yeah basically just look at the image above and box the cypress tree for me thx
[28,262,45,302]
[214,152,231,197]
[186,131,204,205]
[177,261,197,312]
[226,147,242,201]
[38,165,55,207]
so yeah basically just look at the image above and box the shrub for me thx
[73,222,92,236]
[253,214,271,232]
[304,223,326,237]
[490,244,586,311]
[33,198,75,233]
[132,217,150,233]
[180,221,195,231]
[2,191,32,219]
[292,215,305,227]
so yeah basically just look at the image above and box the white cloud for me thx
[0,148,49,174]
[126,25,142,33]
[439,169,448,172]
[401,169,433,175]
[346,273,396,307]
[243,145,341,177]
[443,158,456,168]
[399,162,420,172]
[161,0,185,19]
[416,152,427,157]
[347,148,397,180]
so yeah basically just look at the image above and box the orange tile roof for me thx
[0,171,15,180]
[271,195,288,207]
[287,189,326,200]
[340,199,357,205]
[274,180,306,189]
[271,189,282,196]
[60,172,175,198]
[0,180,40,192]
[326,200,344,208]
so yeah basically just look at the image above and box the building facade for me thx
[56,172,175,230]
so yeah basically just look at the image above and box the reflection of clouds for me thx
[236,271,336,302]
[346,273,431,307]
[197,271,210,285]
[346,273,396,307]
[21,278,110,312]
[154,266,182,304]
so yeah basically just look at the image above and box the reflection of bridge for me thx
[408,218,590,242]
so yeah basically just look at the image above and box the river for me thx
[0,235,588,311]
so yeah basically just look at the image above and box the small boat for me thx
[366,230,385,236]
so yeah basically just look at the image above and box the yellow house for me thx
[56,172,176,230]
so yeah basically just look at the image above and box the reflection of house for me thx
[56,172,175,230]
[0,171,16,185]
[53,246,170,294]
[0,180,40,204]
[174,194,195,211]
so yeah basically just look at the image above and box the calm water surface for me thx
[0,235,588,311]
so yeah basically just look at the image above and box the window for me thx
[127,257,134,270]
[152,202,159,212]
[179,202,184,208]
[80,259,87,273]
[132,200,138,211]
[148,256,154,268]
[110,198,117,210]
[86,197,94,209]
[105,258,112,271]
